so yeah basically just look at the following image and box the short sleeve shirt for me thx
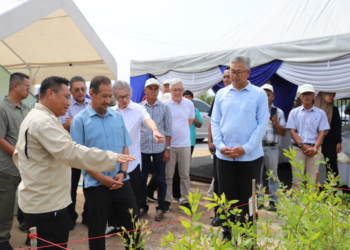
[0,97,30,176]
[286,105,330,144]
[70,106,132,188]
[190,108,202,146]
[164,97,195,147]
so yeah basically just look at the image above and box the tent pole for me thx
[1,40,33,92]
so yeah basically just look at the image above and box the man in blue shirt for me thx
[211,56,268,240]
[71,76,140,250]
[286,84,329,189]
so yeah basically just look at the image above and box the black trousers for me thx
[213,153,219,213]
[217,157,263,238]
[129,165,141,210]
[321,142,339,179]
[23,207,70,249]
[108,165,141,227]
[68,168,88,225]
[84,180,140,250]
[148,146,194,199]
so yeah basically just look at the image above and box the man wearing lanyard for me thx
[286,84,329,188]
[260,83,286,211]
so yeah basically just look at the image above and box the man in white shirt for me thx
[163,78,195,211]
[105,80,164,235]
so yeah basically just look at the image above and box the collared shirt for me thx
[262,105,286,144]
[140,99,172,154]
[164,97,195,147]
[211,82,269,162]
[13,103,118,213]
[71,106,132,188]
[286,105,330,144]
[190,108,202,146]
[112,101,150,173]
[0,97,30,176]
[59,97,91,124]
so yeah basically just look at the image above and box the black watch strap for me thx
[118,170,128,179]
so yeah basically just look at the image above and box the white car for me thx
[193,98,211,141]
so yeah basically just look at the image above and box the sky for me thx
[73,0,275,81]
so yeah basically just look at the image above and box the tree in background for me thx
[197,92,214,106]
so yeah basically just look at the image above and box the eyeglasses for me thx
[230,70,248,76]
[18,84,31,91]
[171,88,184,93]
[49,88,71,101]
[117,94,131,101]
[72,87,87,93]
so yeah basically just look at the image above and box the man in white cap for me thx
[162,79,172,102]
[286,84,330,188]
[260,83,286,211]
[140,78,172,221]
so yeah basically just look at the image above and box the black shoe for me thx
[211,215,221,227]
[268,201,277,212]
[81,219,89,228]
[179,203,191,212]
[164,202,171,213]
[19,222,28,232]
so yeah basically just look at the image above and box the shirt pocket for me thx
[243,100,254,112]
[112,125,125,150]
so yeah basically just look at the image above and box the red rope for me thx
[14,185,350,250]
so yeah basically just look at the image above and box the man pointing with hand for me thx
[211,56,268,241]
[14,76,135,249]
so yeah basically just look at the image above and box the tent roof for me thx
[0,0,117,85]
[131,0,350,77]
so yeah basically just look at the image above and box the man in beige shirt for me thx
[13,76,135,249]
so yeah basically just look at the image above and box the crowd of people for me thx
[0,55,343,249]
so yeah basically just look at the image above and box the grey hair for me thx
[112,80,132,97]
[170,78,183,88]
[230,56,251,70]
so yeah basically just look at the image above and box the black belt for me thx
[262,142,276,147]
[293,143,315,147]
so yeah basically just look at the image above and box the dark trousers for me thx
[217,157,263,238]
[129,165,141,210]
[108,165,141,227]
[17,207,25,225]
[85,180,140,250]
[213,153,219,213]
[0,172,20,245]
[23,207,70,249]
[68,168,88,225]
[321,142,339,179]
[147,146,194,199]
[141,152,167,211]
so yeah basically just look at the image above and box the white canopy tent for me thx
[0,0,117,91]
[130,0,350,97]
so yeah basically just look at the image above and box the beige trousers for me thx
[165,147,191,204]
[292,146,324,189]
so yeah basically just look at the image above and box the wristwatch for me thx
[298,143,303,148]
[313,147,318,153]
[118,170,128,179]
[166,146,171,150]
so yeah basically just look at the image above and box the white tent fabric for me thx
[276,54,350,99]
[0,0,117,88]
[131,0,350,77]
[155,67,223,97]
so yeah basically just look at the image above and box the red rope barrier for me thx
[14,184,350,250]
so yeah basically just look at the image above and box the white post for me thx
[29,227,37,250]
